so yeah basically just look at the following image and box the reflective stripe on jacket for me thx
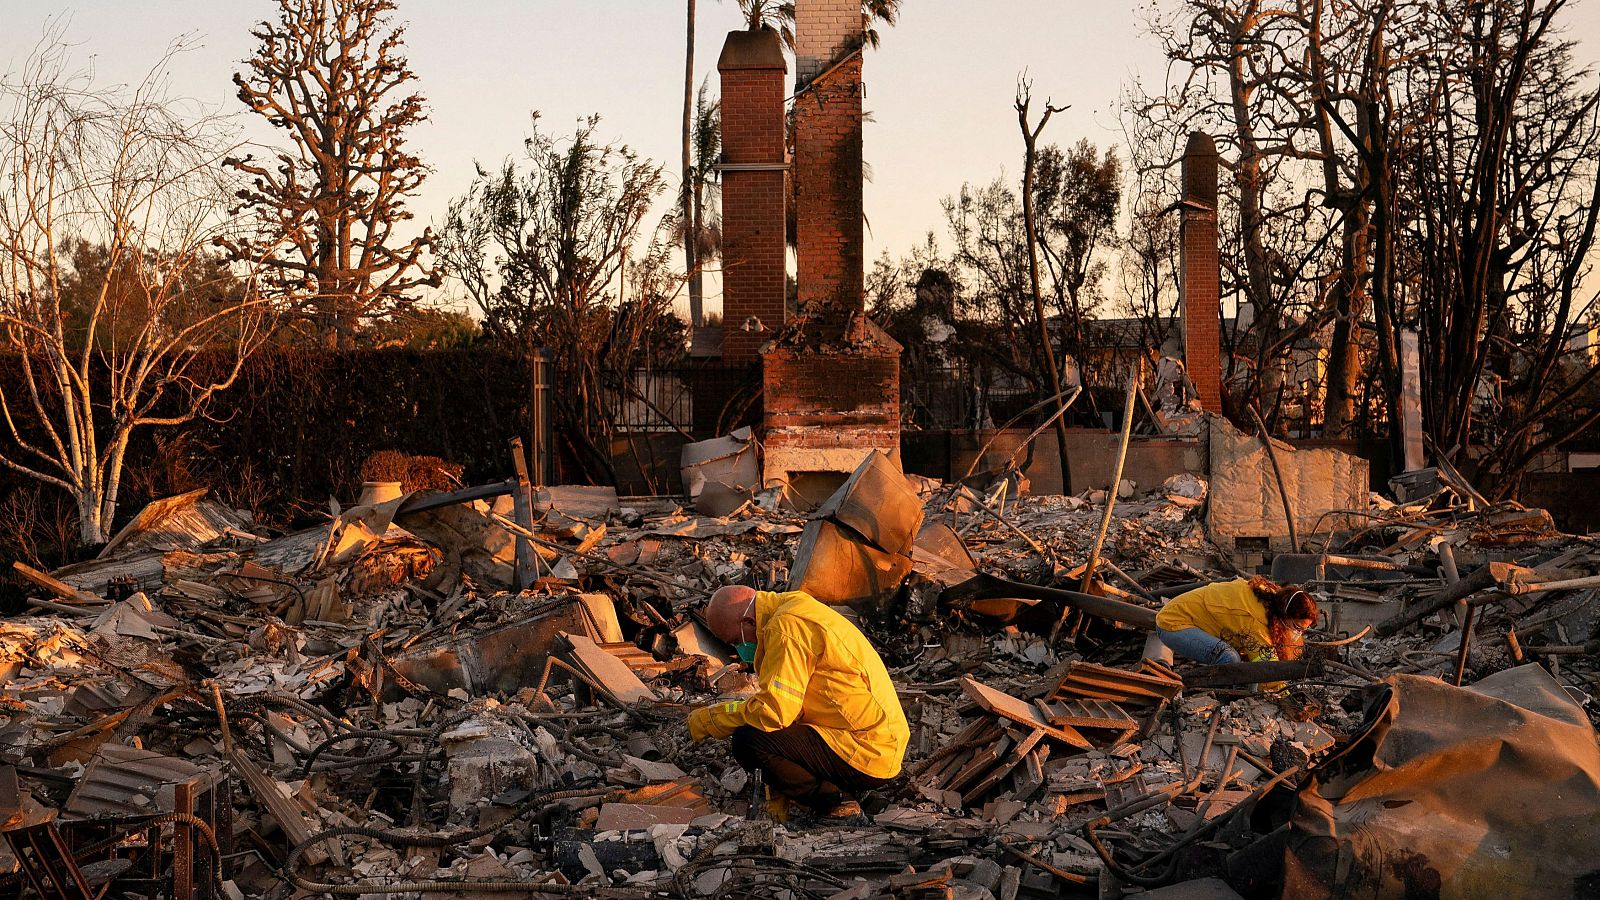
[693,590,909,779]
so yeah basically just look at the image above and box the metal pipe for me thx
[1506,573,1600,595]
[944,572,1159,630]
[1074,363,1142,597]
[1453,605,1476,686]
[1376,562,1522,637]
[997,840,1095,886]
[1318,554,1411,573]
[1249,405,1299,553]
[1101,559,1159,602]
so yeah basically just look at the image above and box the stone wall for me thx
[1206,418,1369,551]
[903,430,1205,496]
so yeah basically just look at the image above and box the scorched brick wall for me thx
[717,29,788,362]
[794,56,865,313]
[1181,131,1224,413]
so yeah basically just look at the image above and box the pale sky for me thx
[4,1,1599,320]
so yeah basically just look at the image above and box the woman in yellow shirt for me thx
[1154,577,1317,666]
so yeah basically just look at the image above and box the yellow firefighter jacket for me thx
[1156,578,1277,662]
[687,590,909,779]
[1156,579,1302,690]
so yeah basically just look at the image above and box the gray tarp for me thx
[1282,665,1600,899]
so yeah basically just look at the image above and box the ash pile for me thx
[3,445,1599,899]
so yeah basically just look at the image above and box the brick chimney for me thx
[1180,131,1223,412]
[717,27,788,362]
[793,0,865,313]
[761,0,902,495]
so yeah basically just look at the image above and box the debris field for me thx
[3,446,1600,899]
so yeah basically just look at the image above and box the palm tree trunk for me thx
[682,0,702,328]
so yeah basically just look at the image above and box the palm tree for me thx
[682,0,701,327]
[731,0,900,54]
[859,0,900,50]
[679,82,723,315]
[735,0,794,49]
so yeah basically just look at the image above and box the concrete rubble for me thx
[2,451,1599,899]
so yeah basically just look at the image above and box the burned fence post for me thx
[509,437,538,590]
[530,348,553,486]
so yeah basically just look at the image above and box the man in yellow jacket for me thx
[686,585,908,818]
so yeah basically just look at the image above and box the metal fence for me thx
[902,362,1048,431]
[610,369,694,433]
[608,363,762,438]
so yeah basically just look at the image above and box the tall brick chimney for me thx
[761,0,902,496]
[1180,131,1223,412]
[717,28,789,362]
[793,0,865,313]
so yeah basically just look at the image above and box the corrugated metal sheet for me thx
[64,744,219,820]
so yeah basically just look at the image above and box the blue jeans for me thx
[1157,628,1242,666]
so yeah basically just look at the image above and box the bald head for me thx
[705,585,758,645]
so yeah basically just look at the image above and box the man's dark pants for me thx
[730,723,892,812]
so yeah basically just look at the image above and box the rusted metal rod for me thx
[1376,562,1525,637]
[1052,362,1140,644]
[1506,628,1525,664]
[997,840,1095,886]
[1506,574,1600,595]
[1318,554,1408,572]
[1249,405,1299,554]
[1453,605,1476,686]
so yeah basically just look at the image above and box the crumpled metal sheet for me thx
[64,744,219,819]
[814,451,925,556]
[1281,664,1600,899]
[680,428,759,518]
[384,599,596,698]
[787,520,913,608]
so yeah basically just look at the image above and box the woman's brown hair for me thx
[1247,576,1319,660]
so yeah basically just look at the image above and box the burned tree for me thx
[1137,0,1343,430]
[1016,79,1075,488]
[222,0,438,348]
[1389,0,1600,492]
[1138,0,1600,478]
[0,37,271,545]
[437,115,681,484]
[1033,139,1123,387]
